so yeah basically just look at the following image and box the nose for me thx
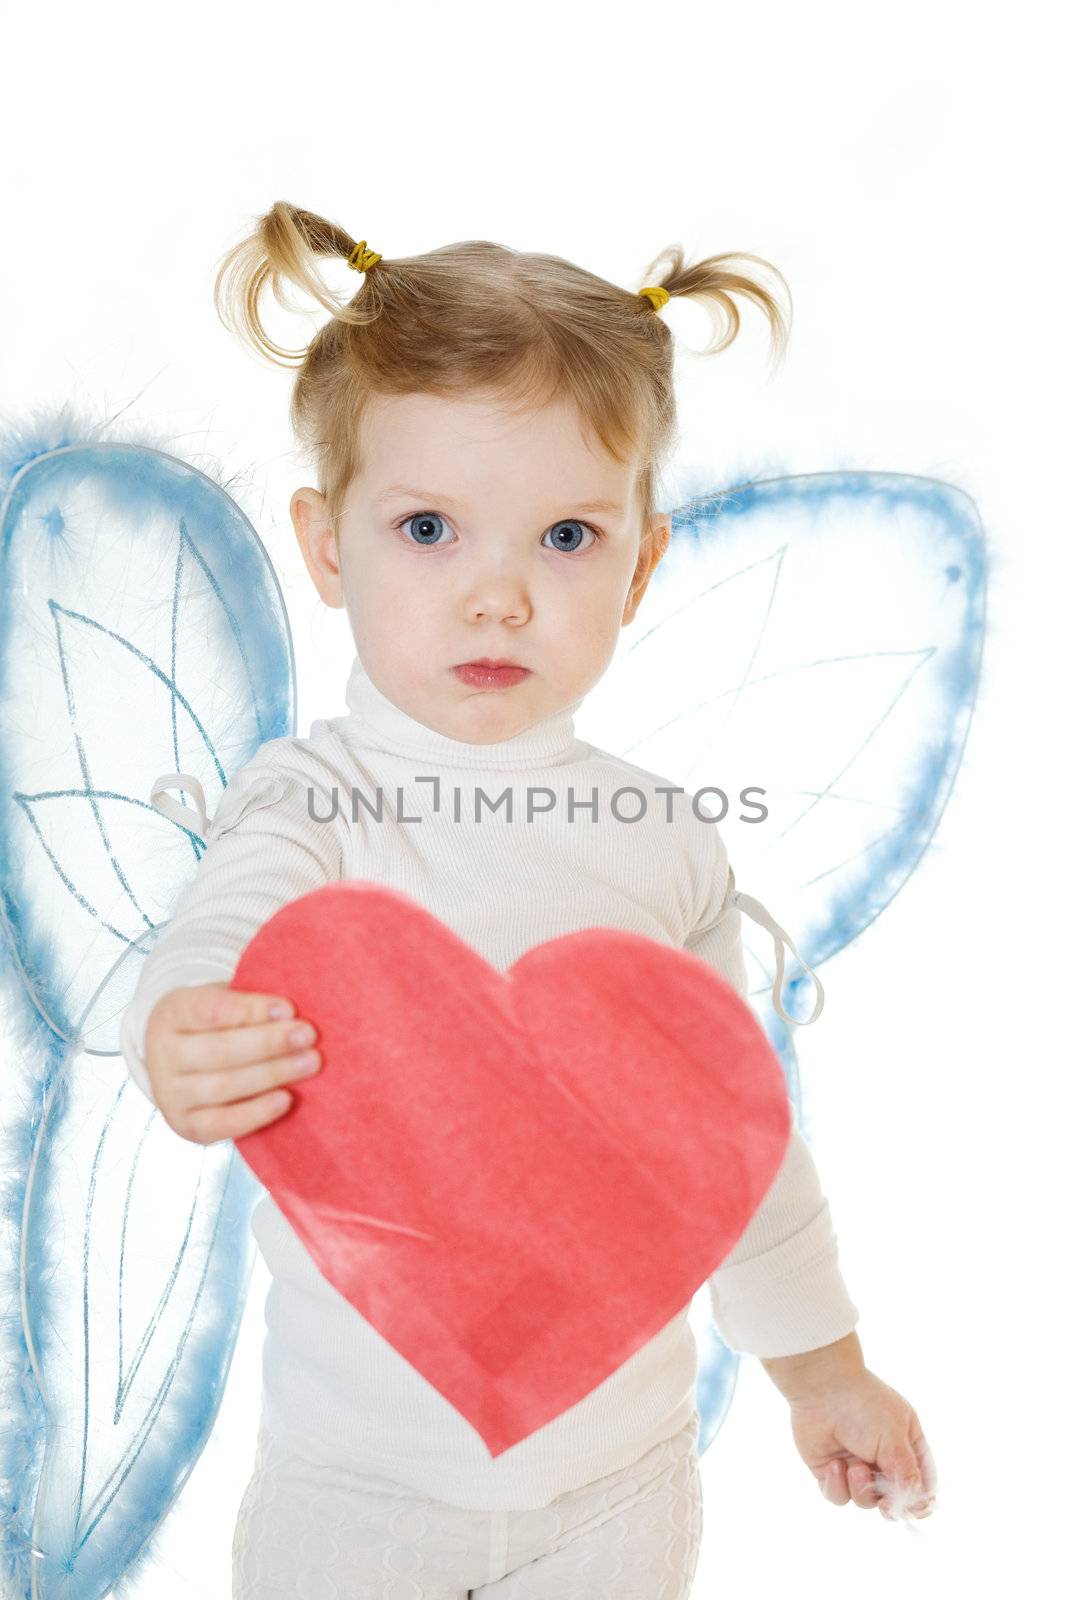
[462,565,532,625]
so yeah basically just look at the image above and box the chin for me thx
[459,700,526,733]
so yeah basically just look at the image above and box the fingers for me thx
[819,1458,850,1506]
[148,983,324,1146]
[158,982,321,1094]
[886,1436,922,1489]
[821,1460,938,1520]
[820,1457,879,1510]
[181,1042,322,1117]
[916,1433,939,1498]
[184,1086,298,1146]
[877,1433,938,1520]
[174,1015,322,1120]
[821,1454,930,1516]
[177,1013,319,1077]
[846,1458,880,1509]
[165,983,296,1034]
[872,1427,937,1520]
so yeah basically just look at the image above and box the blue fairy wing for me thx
[576,469,986,1453]
[0,411,294,1600]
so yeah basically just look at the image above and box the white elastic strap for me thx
[150,771,209,837]
[733,888,825,1026]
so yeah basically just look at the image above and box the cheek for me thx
[344,548,431,612]
[556,588,625,665]
[565,560,633,625]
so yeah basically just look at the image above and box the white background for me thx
[2,2,1063,1595]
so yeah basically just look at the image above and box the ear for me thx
[291,487,345,609]
[622,512,671,625]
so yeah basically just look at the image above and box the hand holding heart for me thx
[232,882,790,1457]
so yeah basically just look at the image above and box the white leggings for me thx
[231,1412,703,1599]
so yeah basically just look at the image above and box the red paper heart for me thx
[232,882,790,1457]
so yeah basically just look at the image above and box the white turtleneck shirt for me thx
[119,656,859,1510]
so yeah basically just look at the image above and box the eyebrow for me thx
[375,487,626,515]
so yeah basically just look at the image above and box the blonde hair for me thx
[213,201,791,539]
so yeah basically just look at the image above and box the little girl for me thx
[120,203,935,1597]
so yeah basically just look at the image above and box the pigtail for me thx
[639,242,792,369]
[210,202,794,533]
[212,200,382,368]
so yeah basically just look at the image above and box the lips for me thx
[452,660,531,689]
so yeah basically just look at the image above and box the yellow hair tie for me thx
[347,240,382,273]
[637,285,670,313]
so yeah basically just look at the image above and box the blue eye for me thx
[397,513,598,551]
[543,519,596,554]
[399,512,455,546]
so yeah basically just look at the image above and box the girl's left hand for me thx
[787,1369,937,1518]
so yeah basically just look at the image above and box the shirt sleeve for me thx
[683,834,860,1357]
[119,753,344,1109]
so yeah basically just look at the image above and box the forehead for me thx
[358,391,635,505]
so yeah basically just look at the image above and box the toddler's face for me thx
[291,390,670,744]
